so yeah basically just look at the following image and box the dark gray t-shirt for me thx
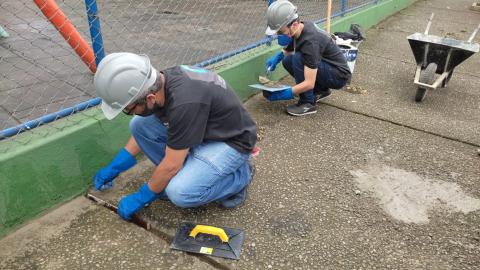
[155,65,257,153]
[286,21,351,79]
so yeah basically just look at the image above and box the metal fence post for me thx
[85,0,105,66]
[341,0,347,16]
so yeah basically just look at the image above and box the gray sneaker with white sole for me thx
[286,103,317,116]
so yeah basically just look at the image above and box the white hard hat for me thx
[265,0,298,35]
[94,52,157,120]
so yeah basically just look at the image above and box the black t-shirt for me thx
[155,65,257,153]
[286,21,351,79]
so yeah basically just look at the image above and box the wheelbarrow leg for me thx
[441,68,453,88]
[440,47,454,88]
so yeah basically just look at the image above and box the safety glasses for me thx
[122,97,146,115]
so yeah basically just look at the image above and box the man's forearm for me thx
[292,66,317,94]
[292,80,315,95]
[125,136,142,157]
[147,160,182,193]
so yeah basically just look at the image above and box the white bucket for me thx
[338,44,358,73]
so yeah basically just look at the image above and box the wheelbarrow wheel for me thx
[415,88,427,102]
[415,63,437,102]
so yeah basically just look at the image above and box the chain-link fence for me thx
[0,0,377,152]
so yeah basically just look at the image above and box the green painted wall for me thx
[0,109,132,236]
[0,0,416,238]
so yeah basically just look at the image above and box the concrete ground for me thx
[1,0,480,269]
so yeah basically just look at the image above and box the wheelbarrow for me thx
[407,13,480,102]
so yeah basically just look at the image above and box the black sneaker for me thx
[247,161,256,180]
[286,103,317,116]
[220,162,255,209]
[315,89,331,103]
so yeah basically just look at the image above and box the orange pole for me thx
[33,0,96,72]
[326,0,332,33]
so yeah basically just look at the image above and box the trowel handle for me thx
[189,225,229,243]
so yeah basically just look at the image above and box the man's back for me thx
[158,65,257,153]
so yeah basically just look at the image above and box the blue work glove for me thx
[262,87,294,101]
[277,34,292,46]
[265,51,284,73]
[93,148,137,191]
[117,183,160,220]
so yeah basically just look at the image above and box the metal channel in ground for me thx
[86,194,232,270]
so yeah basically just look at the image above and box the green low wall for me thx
[0,0,416,238]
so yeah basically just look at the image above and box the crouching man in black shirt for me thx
[92,53,257,220]
[264,0,351,116]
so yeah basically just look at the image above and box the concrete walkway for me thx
[1,0,480,269]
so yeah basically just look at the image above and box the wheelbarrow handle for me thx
[468,23,480,43]
[424,13,435,35]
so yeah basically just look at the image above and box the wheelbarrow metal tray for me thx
[407,33,479,72]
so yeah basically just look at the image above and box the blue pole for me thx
[85,0,105,66]
[341,0,347,17]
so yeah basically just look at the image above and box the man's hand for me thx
[262,87,294,101]
[117,183,160,220]
[93,148,136,191]
[265,51,284,73]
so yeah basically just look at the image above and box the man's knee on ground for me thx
[165,184,205,208]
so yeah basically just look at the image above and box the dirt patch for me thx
[345,84,368,94]
[350,164,480,224]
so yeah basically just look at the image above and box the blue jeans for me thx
[129,115,252,208]
[282,53,349,105]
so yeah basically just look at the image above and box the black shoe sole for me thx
[219,162,255,209]
[248,161,256,182]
